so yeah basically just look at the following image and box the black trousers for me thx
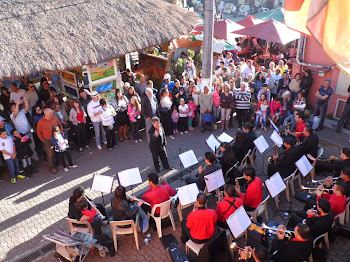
[103,125,116,149]
[151,148,170,169]
[337,103,350,131]
[130,120,140,140]
[181,219,210,244]
[74,123,89,148]
[236,109,249,128]
[267,163,279,178]
[178,117,188,132]
[56,150,73,168]
[287,210,307,229]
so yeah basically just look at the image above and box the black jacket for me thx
[306,211,334,238]
[277,77,291,94]
[68,196,83,220]
[316,158,350,175]
[233,141,245,163]
[277,146,302,178]
[141,95,158,119]
[13,134,33,160]
[149,124,166,153]
[300,75,313,93]
[243,130,257,156]
[197,163,222,191]
[111,199,138,221]
[219,151,237,175]
[273,237,313,262]
[299,134,319,158]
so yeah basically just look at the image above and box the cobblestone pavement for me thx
[0,121,349,262]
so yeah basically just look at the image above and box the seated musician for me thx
[287,198,334,238]
[217,142,237,175]
[340,166,350,197]
[76,199,104,237]
[285,110,306,141]
[239,244,268,262]
[267,137,301,178]
[298,126,318,158]
[308,147,350,175]
[216,184,243,228]
[180,193,217,244]
[242,122,257,156]
[271,223,313,262]
[142,173,172,214]
[185,152,221,191]
[235,167,263,212]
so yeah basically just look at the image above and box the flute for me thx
[128,195,151,206]
[84,196,105,219]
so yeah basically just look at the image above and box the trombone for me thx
[230,242,252,259]
[312,176,341,184]
[261,223,294,239]
[301,185,332,194]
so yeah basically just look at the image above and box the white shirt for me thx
[10,109,31,134]
[178,104,189,117]
[0,136,14,160]
[100,105,115,126]
[87,100,103,122]
[10,89,26,103]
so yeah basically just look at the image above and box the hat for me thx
[164,73,171,80]
[0,116,4,122]
[91,91,99,97]
[124,82,130,88]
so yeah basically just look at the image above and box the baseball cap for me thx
[91,91,99,97]
[0,116,4,122]
[164,73,171,80]
[124,82,130,88]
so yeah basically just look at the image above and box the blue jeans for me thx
[91,121,106,146]
[255,113,267,128]
[90,215,103,237]
[212,106,220,123]
[6,158,20,179]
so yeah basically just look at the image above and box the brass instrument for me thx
[301,186,332,194]
[261,223,294,239]
[318,156,339,162]
[84,196,105,219]
[235,176,245,187]
[268,144,278,163]
[230,242,252,259]
[312,176,341,184]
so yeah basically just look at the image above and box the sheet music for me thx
[265,172,286,198]
[270,130,283,148]
[295,155,313,177]
[253,135,269,153]
[226,206,252,238]
[91,174,114,194]
[177,183,199,206]
[206,134,220,153]
[204,169,225,192]
[118,167,142,187]
[217,132,234,143]
[269,119,279,133]
[179,150,198,169]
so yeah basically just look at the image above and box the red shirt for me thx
[216,196,243,223]
[187,208,217,240]
[239,177,263,208]
[81,209,96,223]
[317,194,347,216]
[142,186,170,213]
[295,120,306,137]
[162,183,176,197]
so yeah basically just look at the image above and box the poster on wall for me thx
[138,54,169,88]
[60,71,79,97]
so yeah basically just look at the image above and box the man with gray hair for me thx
[314,79,333,131]
[141,88,158,142]
[235,82,251,128]
[148,117,171,173]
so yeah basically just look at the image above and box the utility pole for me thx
[202,0,214,91]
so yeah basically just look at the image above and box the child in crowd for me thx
[76,199,103,238]
[254,99,269,131]
[178,98,189,134]
[0,128,24,183]
[171,108,179,134]
[187,97,196,131]
[250,99,258,123]
[11,129,34,177]
[51,125,77,172]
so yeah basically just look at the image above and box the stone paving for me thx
[0,120,349,262]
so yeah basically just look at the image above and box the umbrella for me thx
[236,15,265,27]
[231,19,300,45]
[195,19,244,40]
[253,8,285,23]
[189,34,241,52]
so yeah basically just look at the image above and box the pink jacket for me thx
[269,100,282,116]
[128,104,141,122]
[188,102,196,118]
[212,90,221,107]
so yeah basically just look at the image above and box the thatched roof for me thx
[0,0,198,79]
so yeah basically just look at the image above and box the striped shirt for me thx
[235,90,251,110]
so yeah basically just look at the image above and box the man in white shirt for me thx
[241,60,255,78]
[87,91,107,150]
[10,98,39,161]
[9,83,26,105]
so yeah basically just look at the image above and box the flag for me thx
[284,0,312,36]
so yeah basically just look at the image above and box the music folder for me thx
[253,135,269,153]
[295,155,313,177]
[91,174,114,194]
[226,206,252,238]
[204,169,225,192]
[206,134,220,153]
[179,150,198,169]
[217,132,234,143]
[270,130,283,148]
[265,172,286,198]
[118,167,142,187]
[177,183,199,206]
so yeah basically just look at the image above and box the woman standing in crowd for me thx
[300,69,313,98]
[178,98,189,134]
[220,84,233,131]
[53,103,69,129]
[115,88,129,142]
[289,73,301,101]
[212,84,222,129]
[125,86,141,102]
[159,88,175,139]
[32,105,44,125]
[100,98,117,151]
[128,96,142,143]
[254,72,265,97]
[69,100,89,152]
[233,69,242,89]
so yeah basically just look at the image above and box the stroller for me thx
[43,230,109,262]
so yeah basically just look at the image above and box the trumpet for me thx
[301,186,332,194]
[230,242,252,259]
[235,176,245,187]
[312,176,341,184]
[84,196,105,219]
[261,223,294,239]
[318,156,339,162]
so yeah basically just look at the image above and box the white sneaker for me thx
[103,141,107,145]
[69,165,78,169]
[97,145,102,150]
[139,139,142,142]
[64,167,69,172]
[135,140,139,143]
[184,131,188,134]
[85,145,90,149]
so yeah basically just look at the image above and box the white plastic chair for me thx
[248,147,257,168]
[247,195,270,223]
[308,232,329,262]
[310,148,323,180]
[272,176,290,209]
[291,169,302,197]
[239,149,251,171]
[177,201,195,222]
[186,240,204,256]
[110,217,140,252]
[147,198,176,238]
[345,197,350,224]
[65,218,93,235]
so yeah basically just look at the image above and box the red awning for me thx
[195,19,244,40]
